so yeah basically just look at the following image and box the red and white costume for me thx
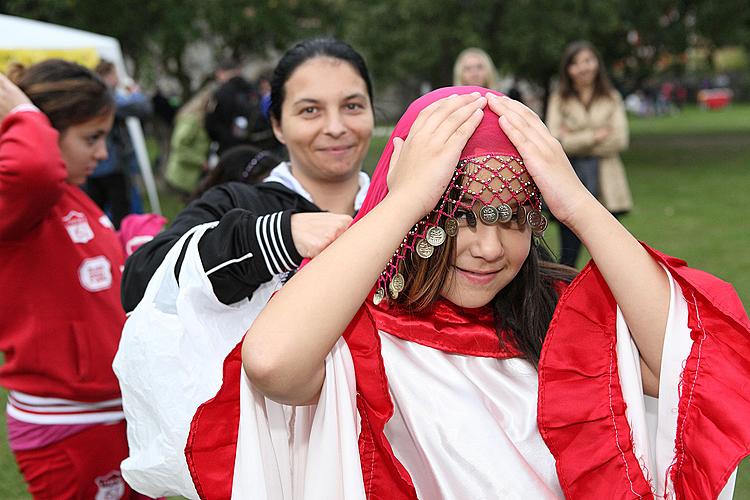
[116,224,750,499]
[115,87,750,499]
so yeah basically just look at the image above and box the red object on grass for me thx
[698,88,733,110]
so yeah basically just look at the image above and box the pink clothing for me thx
[6,414,96,452]
[118,213,168,257]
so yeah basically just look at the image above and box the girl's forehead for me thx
[458,157,533,206]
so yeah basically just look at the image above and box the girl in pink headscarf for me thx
[172,88,747,499]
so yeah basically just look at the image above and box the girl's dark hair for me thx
[270,37,373,124]
[9,59,115,132]
[557,40,614,102]
[191,145,281,200]
[492,244,577,365]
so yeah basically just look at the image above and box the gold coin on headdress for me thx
[426,226,446,246]
[516,206,527,225]
[444,217,458,237]
[497,203,513,223]
[527,209,543,229]
[479,205,498,224]
[532,214,548,236]
[373,287,385,305]
[415,238,434,259]
[389,288,399,299]
[390,272,405,293]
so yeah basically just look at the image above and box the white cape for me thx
[114,226,736,499]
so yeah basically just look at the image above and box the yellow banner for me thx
[0,48,100,73]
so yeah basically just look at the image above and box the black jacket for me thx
[121,181,319,312]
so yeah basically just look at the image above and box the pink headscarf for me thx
[353,85,522,225]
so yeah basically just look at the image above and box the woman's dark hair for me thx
[191,145,281,200]
[8,59,115,132]
[270,37,373,124]
[557,40,614,102]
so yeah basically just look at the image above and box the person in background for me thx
[546,40,632,267]
[0,60,149,499]
[204,59,277,156]
[121,37,374,314]
[162,83,215,198]
[257,70,273,120]
[85,59,152,228]
[453,47,498,88]
[190,145,281,200]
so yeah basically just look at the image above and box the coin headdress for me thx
[352,87,547,305]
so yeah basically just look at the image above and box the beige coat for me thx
[546,90,632,213]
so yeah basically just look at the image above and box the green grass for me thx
[1,104,749,498]
[629,104,750,136]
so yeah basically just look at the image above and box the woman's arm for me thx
[121,184,353,312]
[491,94,668,396]
[243,93,488,405]
[545,92,597,155]
[590,93,629,157]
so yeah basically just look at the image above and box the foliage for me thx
[3,0,749,100]
[2,0,341,99]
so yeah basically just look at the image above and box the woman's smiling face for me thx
[271,56,374,183]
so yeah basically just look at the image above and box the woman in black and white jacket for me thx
[114,38,374,498]
[121,38,373,312]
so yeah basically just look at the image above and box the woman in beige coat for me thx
[547,40,632,267]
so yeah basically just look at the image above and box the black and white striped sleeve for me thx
[197,208,303,305]
[254,211,298,275]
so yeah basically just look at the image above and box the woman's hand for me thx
[386,92,486,220]
[487,93,595,227]
[0,73,32,121]
[291,212,352,258]
[593,126,611,143]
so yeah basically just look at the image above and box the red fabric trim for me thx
[537,245,750,499]
[343,304,418,499]
[644,248,750,499]
[185,340,243,500]
[368,298,521,358]
[538,264,654,498]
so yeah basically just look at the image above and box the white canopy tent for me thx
[0,14,161,214]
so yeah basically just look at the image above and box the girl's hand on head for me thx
[386,92,486,220]
[0,73,32,121]
[487,93,595,226]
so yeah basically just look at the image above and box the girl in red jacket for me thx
[0,61,147,499]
